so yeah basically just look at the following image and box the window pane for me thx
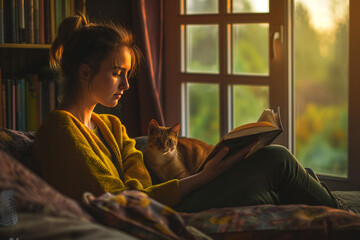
[294,0,349,177]
[231,0,269,13]
[185,0,218,14]
[232,24,269,75]
[233,85,269,127]
[187,83,219,145]
[186,25,219,74]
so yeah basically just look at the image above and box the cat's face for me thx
[147,119,180,155]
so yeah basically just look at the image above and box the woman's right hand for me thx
[202,142,258,179]
[178,142,258,197]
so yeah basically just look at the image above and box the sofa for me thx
[1,127,360,240]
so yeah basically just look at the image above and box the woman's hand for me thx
[178,141,258,197]
[202,141,258,179]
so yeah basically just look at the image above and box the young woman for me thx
[33,14,339,212]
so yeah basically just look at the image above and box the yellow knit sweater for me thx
[33,110,181,206]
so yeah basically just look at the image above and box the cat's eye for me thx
[167,139,174,145]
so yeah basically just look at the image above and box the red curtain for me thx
[120,0,165,137]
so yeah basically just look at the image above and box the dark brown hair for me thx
[49,13,142,103]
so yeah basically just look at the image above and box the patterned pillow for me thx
[180,204,360,239]
[83,190,210,240]
[0,128,39,175]
[0,150,93,221]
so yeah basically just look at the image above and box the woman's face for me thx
[88,46,132,107]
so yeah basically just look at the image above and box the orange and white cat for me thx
[143,119,213,181]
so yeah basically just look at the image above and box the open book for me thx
[196,106,283,173]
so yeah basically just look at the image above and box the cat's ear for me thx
[170,122,181,136]
[148,119,160,135]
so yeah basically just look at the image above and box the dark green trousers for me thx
[174,145,338,212]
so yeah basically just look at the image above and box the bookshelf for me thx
[0,0,86,131]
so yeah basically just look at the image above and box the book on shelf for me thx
[39,0,45,44]
[0,73,59,131]
[18,0,26,43]
[0,68,2,127]
[0,0,4,43]
[196,107,283,173]
[1,0,78,44]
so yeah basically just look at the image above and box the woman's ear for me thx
[79,64,92,82]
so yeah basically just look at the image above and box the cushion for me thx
[0,128,39,174]
[82,190,210,240]
[0,212,139,240]
[0,150,92,221]
[180,204,360,240]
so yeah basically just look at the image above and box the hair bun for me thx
[49,13,89,73]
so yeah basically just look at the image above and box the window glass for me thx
[233,85,269,127]
[185,25,219,74]
[185,0,218,14]
[232,24,269,75]
[187,83,220,144]
[294,0,349,177]
[231,0,269,13]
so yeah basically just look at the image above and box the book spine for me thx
[44,0,50,43]
[49,79,55,111]
[39,0,44,44]
[0,0,4,43]
[1,82,6,128]
[6,79,11,129]
[27,74,38,131]
[34,0,39,43]
[50,0,55,42]
[16,79,21,130]
[54,0,62,34]
[12,79,16,129]
[10,0,17,43]
[17,0,25,43]
[63,0,70,18]
[38,79,42,124]
[0,68,2,127]
[69,0,75,16]
[26,0,34,44]
[21,78,26,130]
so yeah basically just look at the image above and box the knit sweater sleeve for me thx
[33,111,129,202]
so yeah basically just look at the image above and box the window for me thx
[164,0,360,189]
[164,0,288,146]
[294,0,349,178]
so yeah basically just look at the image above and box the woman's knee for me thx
[254,145,296,167]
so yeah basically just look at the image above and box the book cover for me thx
[39,0,44,44]
[196,107,283,173]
